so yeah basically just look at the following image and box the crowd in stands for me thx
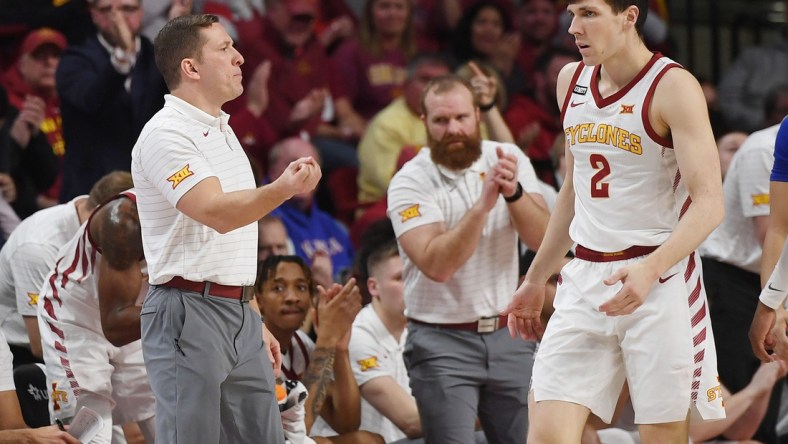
[0,0,787,442]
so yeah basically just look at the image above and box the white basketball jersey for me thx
[562,54,684,252]
[39,192,140,336]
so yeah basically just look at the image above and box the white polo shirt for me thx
[0,330,13,392]
[387,141,541,323]
[349,305,410,443]
[0,197,83,347]
[131,95,258,285]
[701,123,778,274]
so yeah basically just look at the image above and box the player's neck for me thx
[598,41,654,92]
[75,197,92,225]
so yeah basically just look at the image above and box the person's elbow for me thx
[29,340,43,360]
[401,419,422,439]
[101,325,134,348]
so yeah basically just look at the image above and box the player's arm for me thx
[502,62,578,339]
[321,349,362,433]
[633,69,723,279]
[761,181,788,285]
[94,199,145,347]
[176,156,320,234]
[361,376,421,438]
[11,244,55,360]
[513,62,579,285]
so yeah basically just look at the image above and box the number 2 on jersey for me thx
[590,154,610,198]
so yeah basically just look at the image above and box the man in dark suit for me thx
[56,0,176,201]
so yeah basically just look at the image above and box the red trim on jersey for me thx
[693,327,707,347]
[55,341,66,353]
[688,277,702,306]
[47,260,63,305]
[684,252,696,283]
[691,302,706,327]
[560,62,586,126]
[672,169,681,193]
[591,52,662,109]
[679,196,692,220]
[642,62,682,148]
[60,230,88,289]
[694,349,705,364]
[46,320,64,340]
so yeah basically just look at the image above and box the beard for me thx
[428,126,483,171]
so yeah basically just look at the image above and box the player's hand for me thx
[263,323,282,378]
[315,278,361,346]
[749,302,778,362]
[599,261,659,316]
[501,280,545,341]
[23,424,81,443]
[772,324,788,362]
[246,60,271,118]
[492,146,518,198]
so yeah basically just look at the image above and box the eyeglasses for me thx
[94,4,140,14]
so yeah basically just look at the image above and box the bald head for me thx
[268,137,320,181]
[267,137,320,209]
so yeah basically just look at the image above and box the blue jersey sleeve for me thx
[772,117,788,182]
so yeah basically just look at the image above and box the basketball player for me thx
[502,0,726,442]
[37,191,155,444]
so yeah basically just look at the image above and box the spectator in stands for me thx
[2,28,67,209]
[332,0,414,121]
[235,0,365,175]
[56,0,175,201]
[410,0,462,53]
[268,138,355,283]
[513,0,560,88]
[349,229,422,442]
[140,0,193,41]
[505,46,580,186]
[0,171,131,366]
[0,84,58,219]
[448,2,525,101]
[255,255,384,443]
[259,214,292,263]
[717,34,787,133]
[357,54,450,207]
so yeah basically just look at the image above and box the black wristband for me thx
[479,101,496,111]
[504,182,523,203]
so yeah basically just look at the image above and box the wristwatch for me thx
[504,182,523,203]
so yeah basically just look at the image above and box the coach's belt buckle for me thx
[477,316,499,333]
[242,286,254,302]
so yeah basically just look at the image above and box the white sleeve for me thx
[11,243,59,317]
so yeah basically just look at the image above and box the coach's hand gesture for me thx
[277,156,321,197]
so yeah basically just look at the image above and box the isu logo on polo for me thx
[27,292,38,306]
[399,204,421,222]
[167,165,194,189]
[752,193,769,205]
[357,357,379,371]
